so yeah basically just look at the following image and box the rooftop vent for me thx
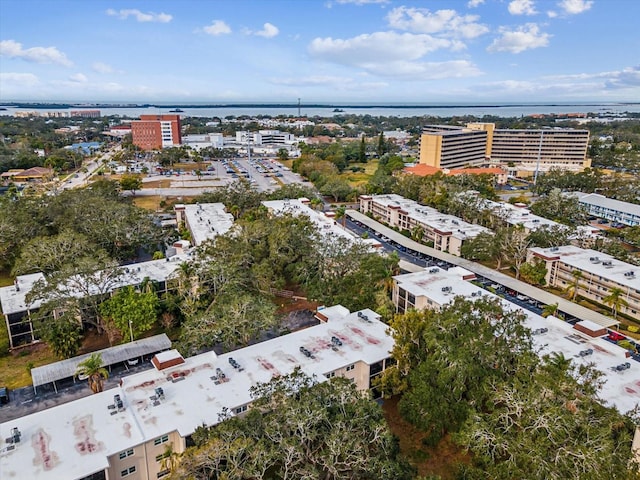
[603,261,614,268]
[532,327,548,335]
[589,257,600,263]
[549,247,559,252]
[299,346,315,359]
[429,268,439,273]
[615,362,631,371]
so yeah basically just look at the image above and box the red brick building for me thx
[131,114,182,150]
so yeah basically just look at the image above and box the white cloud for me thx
[558,0,593,15]
[0,72,39,86]
[69,73,88,83]
[271,75,355,87]
[467,0,485,7]
[92,62,113,74]
[544,65,640,89]
[487,23,551,53]
[203,20,232,36]
[508,0,538,15]
[0,39,72,66]
[310,31,458,66]
[387,7,489,39]
[106,8,172,23]
[547,10,558,17]
[255,23,280,38]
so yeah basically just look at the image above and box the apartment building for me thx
[419,123,590,175]
[359,194,491,256]
[174,203,234,247]
[391,266,640,415]
[131,115,182,151]
[262,198,381,250]
[0,256,188,349]
[0,305,394,480]
[576,193,640,227]
[528,245,640,322]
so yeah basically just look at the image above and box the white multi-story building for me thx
[0,305,394,480]
[576,193,640,227]
[174,203,234,247]
[359,194,491,256]
[181,133,224,150]
[392,266,640,415]
[528,245,640,322]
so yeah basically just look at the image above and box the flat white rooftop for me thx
[262,198,362,245]
[529,245,640,292]
[181,203,234,246]
[363,194,490,241]
[395,268,640,414]
[0,306,392,480]
[578,193,640,219]
[0,256,188,316]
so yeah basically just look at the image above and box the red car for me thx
[608,331,626,342]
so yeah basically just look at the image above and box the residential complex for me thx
[359,194,492,256]
[0,256,187,349]
[391,266,640,415]
[419,123,590,175]
[0,305,394,480]
[528,245,640,322]
[131,115,182,151]
[262,197,380,249]
[576,193,640,227]
[403,164,508,185]
[174,202,234,247]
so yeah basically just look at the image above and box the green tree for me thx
[174,370,414,480]
[74,353,109,394]
[276,148,289,162]
[34,311,83,359]
[603,287,629,319]
[119,173,142,194]
[359,135,367,163]
[99,284,159,343]
[335,205,347,228]
[377,131,386,157]
[519,259,547,286]
[565,269,584,301]
[541,302,560,318]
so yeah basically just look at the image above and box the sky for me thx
[0,0,638,104]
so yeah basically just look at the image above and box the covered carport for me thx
[30,333,171,394]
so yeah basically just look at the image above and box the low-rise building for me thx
[0,305,393,480]
[392,266,640,415]
[576,193,640,227]
[174,203,234,247]
[359,194,491,256]
[527,245,640,322]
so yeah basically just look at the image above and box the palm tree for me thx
[410,225,425,244]
[546,351,572,373]
[75,353,109,394]
[564,270,584,302]
[541,302,559,318]
[603,287,629,319]
[160,443,181,473]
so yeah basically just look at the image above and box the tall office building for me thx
[419,123,590,174]
[131,114,182,151]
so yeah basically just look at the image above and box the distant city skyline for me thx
[1,0,638,103]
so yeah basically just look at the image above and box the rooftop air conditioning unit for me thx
[589,257,600,263]
[429,268,439,273]
[624,271,635,278]
[441,286,452,293]
[550,247,559,252]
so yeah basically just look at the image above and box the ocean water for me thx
[1,103,639,119]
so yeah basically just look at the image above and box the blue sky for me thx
[0,0,638,103]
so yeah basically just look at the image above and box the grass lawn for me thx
[339,159,380,187]
[0,344,59,389]
[132,195,163,211]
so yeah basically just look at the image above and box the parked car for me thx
[608,331,626,342]
[0,386,9,406]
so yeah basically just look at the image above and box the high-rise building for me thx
[131,114,182,151]
[419,123,590,174]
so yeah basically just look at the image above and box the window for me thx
[346,364,355,372]
[234,405,247,414]
[121,466,136,477]
[154,435,169,446]
[158,470,170,478]
[119,449,134,460]
[325,372,335,379]
[155,452,170,462]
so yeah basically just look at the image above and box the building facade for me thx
[577,193,640,227]
[131,115,182,151]
[528,245,640,322]
[359,194,491,256]
[419,123,590,175]
[0,306,394,480]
